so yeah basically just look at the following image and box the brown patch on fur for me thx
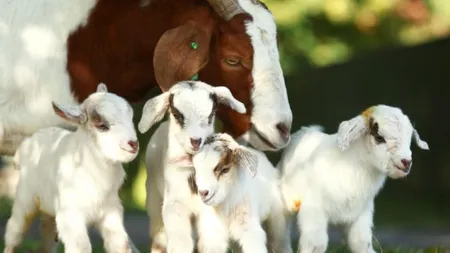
[213,147,235,179]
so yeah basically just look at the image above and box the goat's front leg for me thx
[346,203,376,253]
[196,207,229,253]
[265,204,294,253]
[162,199,194,253]
[298,208,329,253]
[55,210,91,253]
[40,213,58,253]
[231,218,268,253]
[97,201,132,253]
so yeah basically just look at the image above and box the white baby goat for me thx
[3,84,139,253]
[278,104,429,253]
[138,81,246,253]
[171,133,293,253]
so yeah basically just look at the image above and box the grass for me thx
[0,240,448,253]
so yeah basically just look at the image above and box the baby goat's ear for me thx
[336,114,367,151]
[212,86,246,114]
[235,147,258,178]
[168,154,193,168]
[138,92,171,134]
[96,83,108,93]
[52,102,87,125]
[219,133,258,177]
[413,128,429,150]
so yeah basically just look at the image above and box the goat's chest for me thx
[164,166,202,213]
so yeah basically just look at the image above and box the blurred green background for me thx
[1,0,450,251]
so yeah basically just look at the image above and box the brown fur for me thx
[67,0,270,138]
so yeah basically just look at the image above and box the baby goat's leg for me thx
[265,206,293,253]
[196,208,229,253]
[55,210,91,253]
[97,201,132,253]
[162,200,194,253]
[3,191,38,252]
[298,209,328,253]
[346,204,376,253]
[232,218,268,253]
[147,182,166,253]
[40,213,58,253]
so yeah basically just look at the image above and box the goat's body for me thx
[197,149,292,253]
[0,0,95,155]
[4,127,131,253]
[145,121,203,252]
[279,126,386,253]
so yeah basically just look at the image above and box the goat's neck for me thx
[215,169,249,216]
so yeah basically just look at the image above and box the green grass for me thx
[0,240,448,253]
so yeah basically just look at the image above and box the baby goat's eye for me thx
[374,135,385,144]
[224,58,241,66]
[220,167,231,175]
[96,124,110,132]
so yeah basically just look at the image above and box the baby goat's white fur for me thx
[172,133,293,253]
[279,105,429,253]
[3,84,139,253]
[138,81,246,253]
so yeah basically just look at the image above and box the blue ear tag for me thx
[190,41,199,81]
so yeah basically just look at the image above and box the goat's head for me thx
[171,133,258,206]
[336,105,429,179]
[52,83,139,163]
[153,0,292,151]
[138,81,246,155]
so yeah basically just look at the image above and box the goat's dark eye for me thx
[374,135,385,144]
[221,167,230,175]
[96,124,110,132]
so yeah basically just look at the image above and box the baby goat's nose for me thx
[128,140,139,153]
[190,138,202,151]
[401,159,412,169]
[199,190,209,198]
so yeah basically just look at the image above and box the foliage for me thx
[265,0,450,74]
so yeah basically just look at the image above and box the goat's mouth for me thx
[251,125,277,150]
[202,192,216,205]
[121,148,138,154]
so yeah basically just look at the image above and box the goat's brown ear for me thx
[154,21,212,91]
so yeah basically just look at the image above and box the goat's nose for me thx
[401,159,412,169]
[199,190,209,198]
[128,140,139,153]
[190,138,202,150]
[276,122,291,142]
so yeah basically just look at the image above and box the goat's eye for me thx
[374,135,385,144]
[221,167,231,175]
[96,124,110,132]
[225,58,241,66]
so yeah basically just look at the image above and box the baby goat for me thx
[279,105,429,253]
[172,133,293,253]
[3,84,139,253]
[138,81,246,253]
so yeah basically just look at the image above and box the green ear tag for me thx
[191,73,199,81]
[190,42,198,49]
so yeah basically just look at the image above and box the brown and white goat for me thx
[0,0,292,155]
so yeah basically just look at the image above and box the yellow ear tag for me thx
[293,199,302,212]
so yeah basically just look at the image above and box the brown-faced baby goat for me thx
[171,133,293,253]
[137,81,246,253]
[3,84,139,253]
[278,105,429,253]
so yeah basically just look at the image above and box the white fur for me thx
[278,105,430,253]
[138,81,246,253]
[0,0,98,155]
[173,133,293,253]
[235,0,293,151]
[3,84,139,253]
